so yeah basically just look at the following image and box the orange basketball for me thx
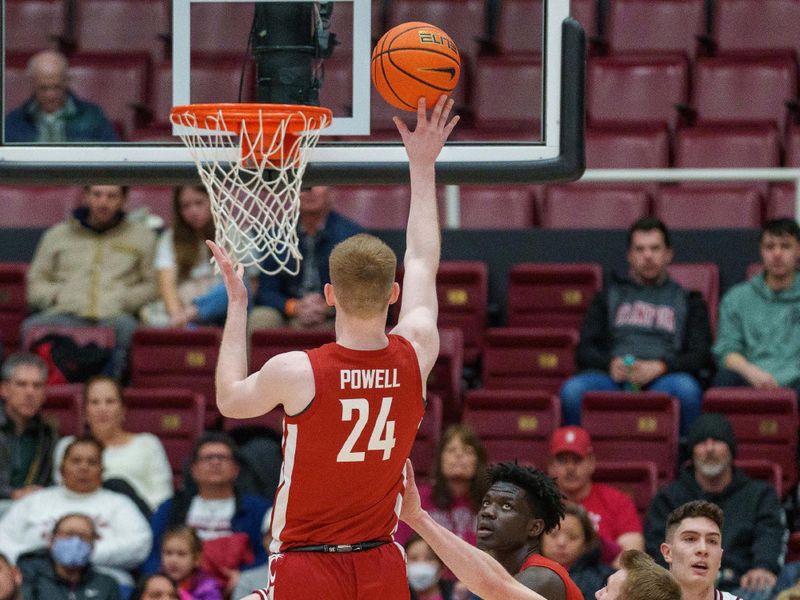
[371,22,461,112]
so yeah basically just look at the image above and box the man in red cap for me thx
[547,425,644,563]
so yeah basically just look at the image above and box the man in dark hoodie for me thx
[22,185,156,378]
[560,216,712,434]
[713,218,800,393]
[645,413,785,600]
[17,513,119,600]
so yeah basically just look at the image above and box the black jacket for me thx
[0,402,58,499]
[17,549,120,600]
[645,465,786,590]
[576,273,712,375]
[569,545,614,600]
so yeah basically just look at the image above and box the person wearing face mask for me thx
[16,513,120,600]
[645,414,785,600]
[405,535,455,600]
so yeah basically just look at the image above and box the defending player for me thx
[207,95,459,600]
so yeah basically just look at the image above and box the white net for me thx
[170,105,331,275]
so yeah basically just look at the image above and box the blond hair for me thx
[619,549,682,600]
[329,233,396,318]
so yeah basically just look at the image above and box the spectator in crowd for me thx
[0,353,57,505]
[542,502,615,600]
[547,426,644,561]
[0,436,152,590]
[559,216,712,434]
[713,218,800,394]
[596,549,682,600]
[396,424,489,548]
[645,413,785,600]
[230,519,271,600]
[17,513,120,600]
[143,433,271,595]
[52,375,173,512]
[24,184,157,379]
[249,186,363,329]
[141,186,235,328]
[405,534,458,600]
[5,50,117,143]
[159,525,222,600]
[0,553,22,600]
[659,500,744,600]
[129,574,180,600]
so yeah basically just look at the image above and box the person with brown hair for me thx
[597,549,683,600]
[396,424,489,547]
[210,95,458,600]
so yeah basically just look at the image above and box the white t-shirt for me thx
[716,590,743,600]
[186,496,237,540]
[155,229,214,279]
[53,433,173,511]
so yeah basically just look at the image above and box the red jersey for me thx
[519,554,584,600]
[270,334,425,552]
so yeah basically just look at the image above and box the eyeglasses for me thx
[196,454,234,464]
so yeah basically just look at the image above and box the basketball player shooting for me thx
[206,94,458,600]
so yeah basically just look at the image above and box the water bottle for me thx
[623,354,640,392]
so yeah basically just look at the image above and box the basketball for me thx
[371,22,461,112]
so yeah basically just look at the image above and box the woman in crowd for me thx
[53,375,173,512]
[406,534,456,600]
[130,574,181,600]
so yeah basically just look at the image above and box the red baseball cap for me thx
[549,426,593,458]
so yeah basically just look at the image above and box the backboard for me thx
[0,0,584,185]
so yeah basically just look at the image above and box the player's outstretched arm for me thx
[400,460,546,600]
[391,95,459,379]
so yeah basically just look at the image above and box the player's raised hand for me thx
[399,459,426,527]
[206,240,247,305]
[393,95,459,168]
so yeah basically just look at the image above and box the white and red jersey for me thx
[715,590,743,600]
[270,334,425,553]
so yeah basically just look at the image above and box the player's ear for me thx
[324,283,336,307]
[388,282,400,304]
[660,541,672,564]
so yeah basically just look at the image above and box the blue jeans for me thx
[560,370,703,434]
[192,280,251,325]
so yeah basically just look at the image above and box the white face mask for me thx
[407,561,439,592]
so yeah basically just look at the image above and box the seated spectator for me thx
[143,433,271,596]
[141,186,234,328]
[159,525,222,600]
[23,184,157,379]
[645,414,784,599]
[0,436,152,590]
[395,424,489,548]
[130,574,180,600]
[17,513,119,600]
[559,217,711,434]
[0,553,22,600]
[5,50,117,143]
[405,534,457,600]
[713,218,800,394]
[52,375,173,512]
[249,186,363,330]
[231,520,271,600]
[0,353,57,505]
[542,503,615,600]
[547,426,644,561]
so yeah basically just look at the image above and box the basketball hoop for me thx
[170,103,332,275]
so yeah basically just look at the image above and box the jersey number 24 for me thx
[336,397,397,462]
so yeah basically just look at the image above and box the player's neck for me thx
[334,314,390,350]
[490,543,539,576]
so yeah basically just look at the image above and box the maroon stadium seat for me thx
[68,52,151,138]
[127,186,175,224]
[0,263,27,355]
[75,0,169,58]
[462,389,560,465]
[249,329,336,374]
[222,409,285,437]
[318,55,353,119]
[785,125,800,167]
[190,2,255,55]
[585,126,670,169]
[767,184,796,220]
[496,0,544,55]
[692,56,797,130]
[481,327,578,393]
[654,185,763,229]
[587,54,689,130]
[456,186,536,229]
[570,0,597,39]
[42,385,84,437]
[581,391,680,484]
[23,325,116,353]
[540,185,651,229]
[473,55,542,131]
[702,388,798,491]
[593,461,659,521]
[735,459,783,499]
[606,0,706,57]
[507,263,603,329]
[746,262,763,280]
[0,186,81,227]
[427,328,464,425]
[674,124,780,168]
[411,394,443,479]
[130,327,221,427]
[328,185,410,229]
[123,387,205,484]
[5,0,64,52]
[667,262,720,332]
[714,0,800,59]
[4,52,33,116]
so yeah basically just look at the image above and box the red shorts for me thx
[255,542,409,600]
